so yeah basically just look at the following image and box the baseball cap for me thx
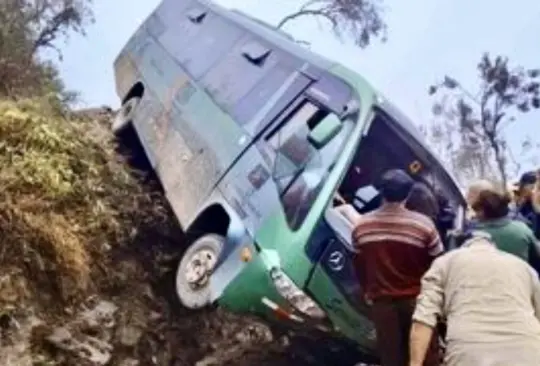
[519,171,536,187]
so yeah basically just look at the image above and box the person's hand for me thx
[334,192,346,206]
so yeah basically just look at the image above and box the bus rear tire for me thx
[111,96,156,180]
[176,234,225,309]
[112,96,141,135]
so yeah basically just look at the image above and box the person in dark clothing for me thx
[406,182,440,222]
[406,181,456,247]
[514,171,540,273]
[516,171,540,236]
[433,188,457,247]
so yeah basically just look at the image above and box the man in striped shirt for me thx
[352,169,444,366]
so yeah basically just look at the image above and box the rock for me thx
[114,260,142,284]
[142,284,155,301]
[118,358,140,366]
[46,326,113,365]
[80,300,117,329]
[195,355,220,366]
[118,325,143,347]
[43,300,118,365]
[234,324,273,344]
[0,312,43,366]
[0,273,29,303]
[101,242,112,252]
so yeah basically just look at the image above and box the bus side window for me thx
[159,6,208,66]
[265,99,345,230]
[201,36,278,111]
[180,14,243,79]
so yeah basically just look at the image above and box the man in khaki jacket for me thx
[409,232,540,366]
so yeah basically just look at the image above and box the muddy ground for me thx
[0,226,305,365]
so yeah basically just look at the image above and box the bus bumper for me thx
[218,249,332,333]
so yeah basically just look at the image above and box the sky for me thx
[56,0,540,175]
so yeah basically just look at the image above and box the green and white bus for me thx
[112,0,465,362]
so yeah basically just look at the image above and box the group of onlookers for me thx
[347,169,540,366]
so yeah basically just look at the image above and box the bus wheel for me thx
[112,96,140,134]
[176,234,224,309]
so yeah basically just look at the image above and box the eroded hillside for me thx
[0,100,320,366]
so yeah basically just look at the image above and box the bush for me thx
[0,98,167,305]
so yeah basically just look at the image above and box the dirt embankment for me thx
[0,100,316,366]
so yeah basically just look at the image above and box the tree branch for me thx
[31,7,75,54]
[482,92,507,185]
[277,8,337,29]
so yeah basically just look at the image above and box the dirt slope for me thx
[0,100,320,366]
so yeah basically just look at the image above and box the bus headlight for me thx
[270,268,326,319]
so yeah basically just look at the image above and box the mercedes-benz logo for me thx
[328,250,345,271]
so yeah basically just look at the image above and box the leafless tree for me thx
[429,53,540,187]
[277,0,386,48]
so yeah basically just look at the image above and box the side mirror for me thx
[308,114,342,149]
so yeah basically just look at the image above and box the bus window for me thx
[266,100,348,230]
[159,5,207,66]
[145,12,165,38]
[202,35,278,110]
[179,14,243,79]
[232,64,296,126]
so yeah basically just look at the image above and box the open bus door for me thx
[304,187,380,356]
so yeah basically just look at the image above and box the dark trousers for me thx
[371,297,440,366]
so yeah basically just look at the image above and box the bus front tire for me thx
[175,234,225,310]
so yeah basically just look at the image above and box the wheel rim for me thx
[176,235,224,309]
[183,247,218,290]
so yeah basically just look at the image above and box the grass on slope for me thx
[0,98,167,308]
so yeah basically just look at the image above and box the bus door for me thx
[304,203,377,351]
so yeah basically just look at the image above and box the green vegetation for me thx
[0,0,141,306]
[0,98,165,305]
